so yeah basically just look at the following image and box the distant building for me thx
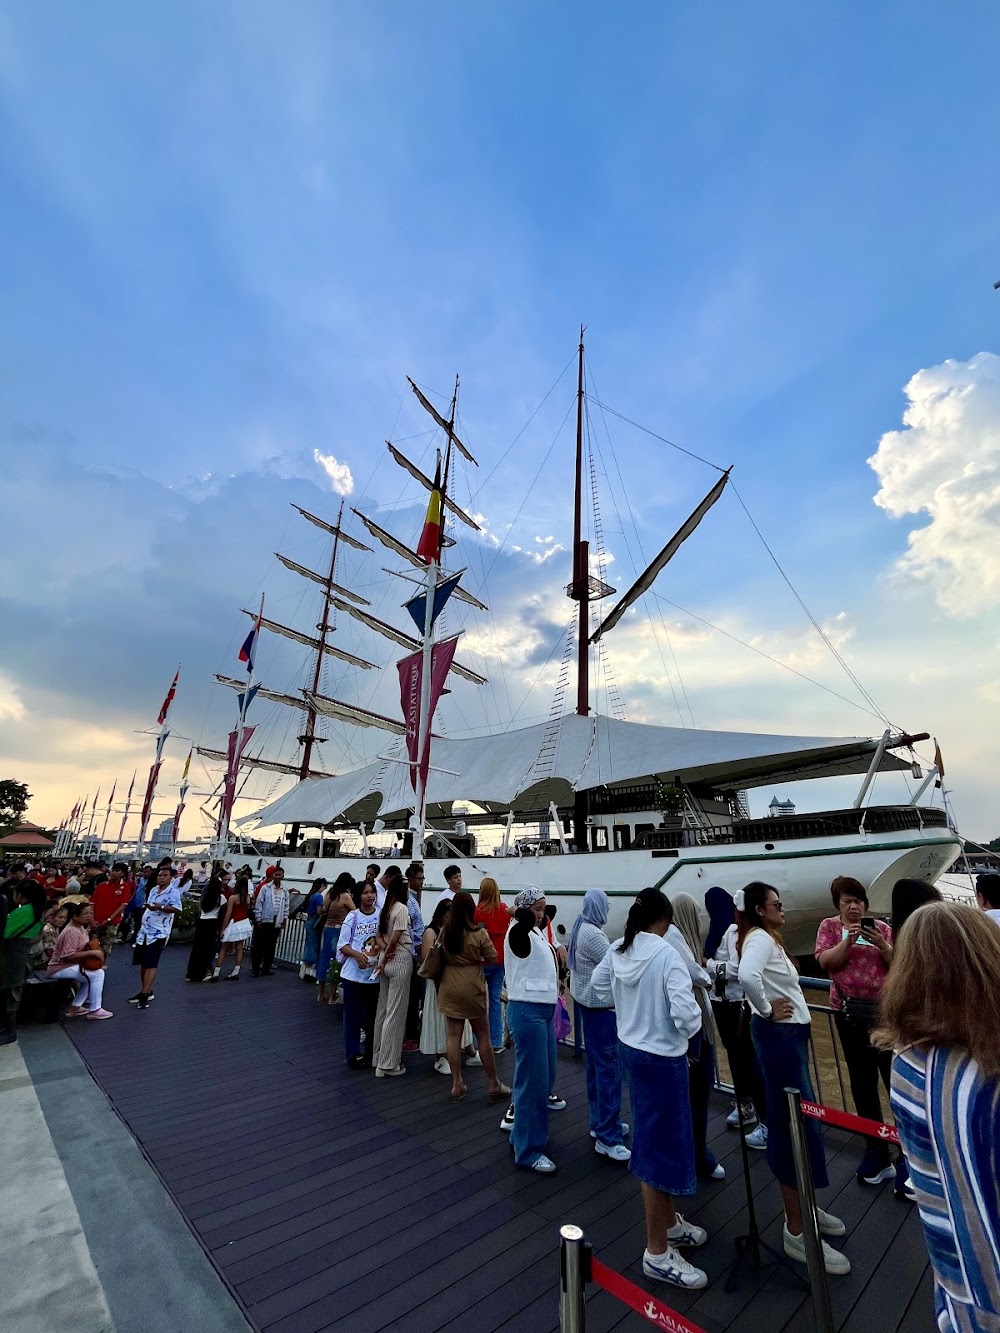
[149,817,175,859]
[768,796,796,818]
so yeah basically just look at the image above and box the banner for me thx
[403,571,463,634]
[397,637,458,793]
[218,725,257,837]
[158,670,179,725]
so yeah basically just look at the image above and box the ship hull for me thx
[244,822,960,954]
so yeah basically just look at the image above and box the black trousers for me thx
[185,918,219,982]
[251,922,279,976]
[404,964,424,1042]
[834,1009,894,1165]
[712,999,768,1124]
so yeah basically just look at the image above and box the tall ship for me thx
[197,334,960,951]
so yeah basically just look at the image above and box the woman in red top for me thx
[475,877,510,1052]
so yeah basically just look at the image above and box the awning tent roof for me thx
[243,713,912,830]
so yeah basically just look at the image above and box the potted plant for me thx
[655,779,685,830]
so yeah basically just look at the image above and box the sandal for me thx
[489,1083,511,1103]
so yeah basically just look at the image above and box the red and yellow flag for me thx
[415,459,443,564]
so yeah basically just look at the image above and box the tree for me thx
[0,779,31,832]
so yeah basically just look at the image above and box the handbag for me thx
[841,994,880,1031]
[417,941,444,983]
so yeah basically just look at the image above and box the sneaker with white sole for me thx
[595,1141,631,1162]
[708,1162,726,1180]
[591,1122,630,1139]
[499,1103,515,1132]
[859,1163,896,1186]
[745,1124,768,1151]
[815,1208,846,1237]
[433,1057,451,1075]
[783,1225,851,1275]
[547,1094,566,1110]
[529,1154,557,1173]
[727,1101,757,1129]
[465,1051,482,1067]
[666,1214,708,1248]
[85,1008,114,1020]
[642,1247,708,1289]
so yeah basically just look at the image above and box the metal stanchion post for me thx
[786,1087,835,1333]
[559,1224,587,1333]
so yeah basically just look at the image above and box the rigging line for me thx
[470,349,578,500]
[648,590,891,726]
[586,363,691,726]
[504,611,575,731]
[586,396,729,473]
[728,480,895,728]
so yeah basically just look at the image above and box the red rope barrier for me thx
[591,1257,708,1333]
[801,1098,899,1144]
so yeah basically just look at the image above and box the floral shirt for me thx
[814,915,893,1010]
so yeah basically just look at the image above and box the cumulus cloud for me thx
[313,449,355,495]
[868,352,1000,615]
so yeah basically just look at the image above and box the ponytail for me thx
[617,887,672,953]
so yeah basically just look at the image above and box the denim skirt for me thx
[750,1017,829,1190]
[619,1042,696,1197]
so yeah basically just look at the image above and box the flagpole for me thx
[83,789,100,849]
[114,771,137,859]
[172,748,193,857]
[137,668,180,862]
[218,595,262,855]
[99,782,117,854]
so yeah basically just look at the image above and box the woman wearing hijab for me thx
[672,893,724,1182]
[568,890,630,1162]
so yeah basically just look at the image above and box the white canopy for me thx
[243,713,910,829]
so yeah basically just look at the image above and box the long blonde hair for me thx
[873,903,1000,1078]
[478,877,500,910]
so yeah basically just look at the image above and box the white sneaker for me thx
[530,1154,557,1173]
[783,1225,851,1275]
[816,1208,846,1237]
[595,1141,631,1162]
[433,1057,451,1075]
[666,1214,708,1248]
[708,1162,726,1180]
[591,1122,630,1139]
[547,1094,567,1110]
[499,1103,515,1132]
[465,1051,483,1067]
[745,1124,768,1151]
[727,1101,757,1128]
[642,1247,708,1289]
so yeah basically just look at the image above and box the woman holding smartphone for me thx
[814,876,909,1197]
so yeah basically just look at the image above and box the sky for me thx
[1,0,998,843]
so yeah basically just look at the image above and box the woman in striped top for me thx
[874,902,1000,1333]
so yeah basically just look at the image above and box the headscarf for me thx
[703,886,735,959]
[671,891,715,1046]
[513,887,545,910]
[567,889,609,972]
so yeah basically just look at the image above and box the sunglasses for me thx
[768,898,784,910]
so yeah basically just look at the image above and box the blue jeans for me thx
[342,979,379,1062]
[579,1005,624,1146]
[751,1017,829,1190]
[507,1000,556,1167]
[483,964,504,1049]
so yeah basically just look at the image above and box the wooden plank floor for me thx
[64,948,936,1333]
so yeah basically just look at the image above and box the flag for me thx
[239,604,263,673]
[236,683,260,716]
[138,730,170,839]
[415,458,444,564]
[397,636,458,793]
[218,725,257,837]
[180,746,193,784]
[933,738,944,788]
[403,571,463,634]
[158,669,179,725]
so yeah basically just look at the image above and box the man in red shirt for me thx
[91,862,133,957]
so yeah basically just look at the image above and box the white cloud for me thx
[313,449,355,496]
[868,351,1000,615]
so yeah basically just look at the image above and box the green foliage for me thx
[177,896,202,930]
[653,778,685,816]
[0,779,31,832]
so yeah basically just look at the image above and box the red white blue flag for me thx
[239,601,263,673]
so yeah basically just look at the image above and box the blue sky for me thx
[2,1,998,838]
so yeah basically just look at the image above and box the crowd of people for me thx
[1,853,997,1324]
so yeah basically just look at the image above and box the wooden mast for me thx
[288,503,341,852]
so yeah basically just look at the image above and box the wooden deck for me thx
[64,948,936,1333]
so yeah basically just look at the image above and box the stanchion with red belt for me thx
[559,1225,709,1333]
[786,1087,836,1333]
[800,1098,900,1144]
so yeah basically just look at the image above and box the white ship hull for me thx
[245,822,960,954]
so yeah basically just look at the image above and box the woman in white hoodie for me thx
[591,889,709,1292]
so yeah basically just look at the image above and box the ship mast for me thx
[288,503,342,852]
[572,326,589,718]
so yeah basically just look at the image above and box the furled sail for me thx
[304,692,407,735]
[241,610,378,670]
[385,443,481,531]
[406,377,478,465]
[274,554,370,605]
[196,746,326,779]
[328,595,487,685]
[350,510,488,611]
[290,504,372,550]
[214,675,303,710]
[590,471,731,643]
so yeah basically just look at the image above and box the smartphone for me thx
[860,916,876,931]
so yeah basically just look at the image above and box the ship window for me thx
[634,823,655,838]
[590,826,609,852]
[764,843,774,851]
[307,861,315,875]
[613,824,631,851]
